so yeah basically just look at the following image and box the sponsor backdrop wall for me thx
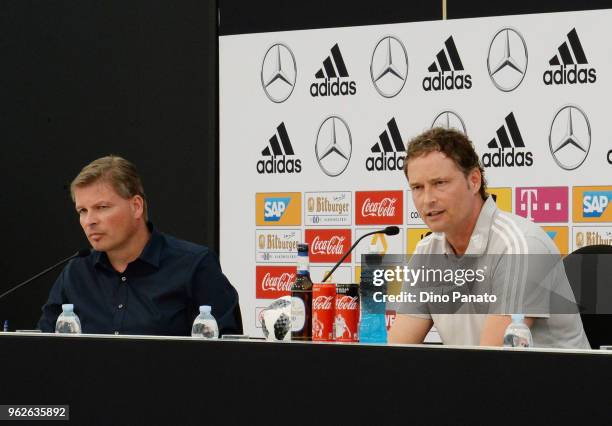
[220,9,612,337]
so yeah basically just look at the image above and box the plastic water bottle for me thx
[359,243,387,343]
[503,314,533,348]
[191,305,219,339]
[55,304,82,334]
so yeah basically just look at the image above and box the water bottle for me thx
[191,305,219,339]
[359,243,387,343]
[55,304,82,334]
[503,314,533,348]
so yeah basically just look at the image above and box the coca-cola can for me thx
[335,283,359,342]
[312,283,336,341]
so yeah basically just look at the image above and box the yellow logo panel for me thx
[573,186,612,222]
[542,226,568,256]
[488,187,512,213]
[369,233,389,254]
[256,192,301,226]
[407,228,432,254]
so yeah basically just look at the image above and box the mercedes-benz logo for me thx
[261,43,297,103]
[431,111,467,135]
[315,116,352,177]
[549,105,591,170]
[370,36,408,98]
[487,28,528,92]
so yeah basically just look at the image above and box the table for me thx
[0,333,610,425]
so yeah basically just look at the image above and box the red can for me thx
[312,283,336,341]
[335,283,359,342]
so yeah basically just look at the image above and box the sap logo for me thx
[583,192,612,218]
[264,198,291,221]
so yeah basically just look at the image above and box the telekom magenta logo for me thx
[515,187,568,222]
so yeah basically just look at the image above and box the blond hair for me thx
[71,155,147,219]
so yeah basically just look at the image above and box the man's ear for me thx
[131,195,145,219]
[469,168,482,195]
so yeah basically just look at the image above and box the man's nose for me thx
[82,211,98,227]
[423,185,437,205]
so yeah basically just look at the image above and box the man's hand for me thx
[479,315,535,346]
[388,314,433,344]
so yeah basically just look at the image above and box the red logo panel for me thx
[356,190,403,225]
[256,266,295,299]
[305,229,352,263]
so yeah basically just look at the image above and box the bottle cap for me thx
[62,304,74,312]
[199,305,211,314]
[511,314,524,322]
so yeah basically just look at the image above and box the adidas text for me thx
[257,156,302,174]
[422,72,472,91]
[543,65,596,85]
[310,78,357,97]
[366,152,404,171]
[482,148,533,168]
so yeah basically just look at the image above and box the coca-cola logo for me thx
[313,295,334,310]
[311,235,345,255]
[356,191,403,225]
[305,229,352,263]
[261,272,294,292]
[336,295,358,310]
[361,197,397,217]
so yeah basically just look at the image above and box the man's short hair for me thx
[403,127,488,200]
[70,155,148,219]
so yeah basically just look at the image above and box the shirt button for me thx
[114,331,119,335]
[121,276,127,282]
[118,304,124,309]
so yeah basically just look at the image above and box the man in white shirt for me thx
[388,128,589,348]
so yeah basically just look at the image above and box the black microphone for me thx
[322,226,399,282]
[0,249,91,300]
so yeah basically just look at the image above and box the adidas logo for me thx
[482,112,533,168]
[543,28,596,85]
[423,36,472,91]
[310,43,357,97]
[256,122,302,174]
[366,118,405,171]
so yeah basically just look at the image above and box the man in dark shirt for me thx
[38,155,242,336]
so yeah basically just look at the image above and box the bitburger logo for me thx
[257,122,302,174]
[366,118,405,172]
[423,36,472,91]
[482,112,533,168]
[544,28,596,85]
[310,43,357,97]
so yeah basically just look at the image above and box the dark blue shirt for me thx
[38,227,242,336]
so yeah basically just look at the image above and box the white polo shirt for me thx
[400,197,590,349]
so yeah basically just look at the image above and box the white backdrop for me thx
[220,9,612,337]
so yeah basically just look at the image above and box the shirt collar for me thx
[92,222,163,270]
[443,196,497,256]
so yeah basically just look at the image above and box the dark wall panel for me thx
[0,0,218,330]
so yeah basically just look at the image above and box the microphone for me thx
[322,226,399,283]
[0,249,91,300]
